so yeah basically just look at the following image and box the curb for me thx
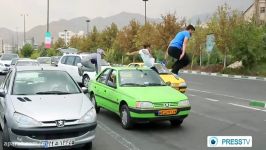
[249,100,266,108]
[180,70,266,81]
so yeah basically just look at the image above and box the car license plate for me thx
[42,139,75,148]
[158,109,177,116]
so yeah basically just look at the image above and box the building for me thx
[58,31,85,46]
[244,0,266,22]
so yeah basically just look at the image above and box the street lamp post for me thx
[86,20,90,36]
[64,29,68,47]
[143,0,148,24]
[47,0,50,32]
[21,14,28,45]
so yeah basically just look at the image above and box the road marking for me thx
[188,88,252,101]
[228,103,262,111]
[188,94,196,97]
[97,121,140,150]
[205,98,220,102]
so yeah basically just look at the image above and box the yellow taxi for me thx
[128,63,187,93]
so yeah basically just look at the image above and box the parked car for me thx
[0,53,19,74]
[58,54,110,86]
[89,67,191,129]
[0,62,9,75]
[11,58,39,68]
[0,66,97,149]
[128,63,187,93]
[37,57,52,66]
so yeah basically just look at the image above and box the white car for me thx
[58,54,111,86]
[0,53,19,74]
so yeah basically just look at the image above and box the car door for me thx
[0,71,12,124]
[64,56,81,83]
[104,69,119,112]
[94,69,111,108]
[73,56,82,82]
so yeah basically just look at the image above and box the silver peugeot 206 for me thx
[0,66,97,150]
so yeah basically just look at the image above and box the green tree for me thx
[53,38,65,49]
[20,44,34,58]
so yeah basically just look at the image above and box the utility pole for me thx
[255,0,260,24]
[21,14,28,45]
[1,40,4,54]
[86,20,90,36]
[16,27,19,52]
[47,0,50,32]
[143,0,148,25]
[64,29,68,47]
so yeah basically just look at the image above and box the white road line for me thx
[205,98,220,102]
[188,88,252,101]
[188,94,196,97]
[98,121,140,150]
[228,103,262,111]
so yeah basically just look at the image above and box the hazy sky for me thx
[0,0,252,31]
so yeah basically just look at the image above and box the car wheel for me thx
[82,75,90,87]
[83,142,92,149]
[91,94,100,113]
[120,105,133,129]
[170,119,183,127]
[2,123,14,150]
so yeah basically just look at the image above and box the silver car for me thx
[0,66,97,149]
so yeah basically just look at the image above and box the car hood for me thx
[0,60,12,65]
[160,74,185,84]
[10,94,92,122]
[119,86,187,102]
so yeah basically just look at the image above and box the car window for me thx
[3,71,12,92]
[97,69,111,84]
[60,56,67,64]
[74,56,81,66]
[12,70,81,95]
[107,70,117,88]
[65,56,75,65]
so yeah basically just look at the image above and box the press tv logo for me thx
[207,136,252,147]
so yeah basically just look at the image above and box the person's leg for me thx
[167,47,181,74]
[178,53,190,70]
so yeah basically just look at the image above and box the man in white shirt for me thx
[127,44,155,68]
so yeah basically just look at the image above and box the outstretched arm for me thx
[126,50,139,56]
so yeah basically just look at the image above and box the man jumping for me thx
[167,25,195,75]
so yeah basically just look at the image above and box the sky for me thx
[0,0,252,31]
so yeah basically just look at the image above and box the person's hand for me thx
[179,52,185,60]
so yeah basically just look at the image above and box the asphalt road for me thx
[1,73,266,150]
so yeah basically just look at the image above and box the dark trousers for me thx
[168,46,190,74]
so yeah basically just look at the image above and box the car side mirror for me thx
[77,63,82,67]
[81,87,88,94]
[166,82,171,86]
[0,89,6,97]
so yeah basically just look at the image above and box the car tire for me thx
[83,142,92,149]
[91,94,100,113]
[170,119,183,127]
[120,105,133,129]
[2,123,14,150]
[82,75,90,87]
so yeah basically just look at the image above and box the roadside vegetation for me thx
[20,4,266,76]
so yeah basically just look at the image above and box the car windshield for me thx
[1,54,18,60]
[37,57,51,64]
[119,69,165,87]
[12,70,81,95]
[153,64,171,74]
[16,61,39,66]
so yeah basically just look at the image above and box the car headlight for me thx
[13,113,41,127]
[79,107,97,124]
[136,101,153,109]
[178,100,190,107]
[179,82,187,87]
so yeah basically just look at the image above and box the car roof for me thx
[110,66,152,71]
[15,66,62,72]
[17,59,38,62]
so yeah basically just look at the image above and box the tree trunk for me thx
[223,51,227,69]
